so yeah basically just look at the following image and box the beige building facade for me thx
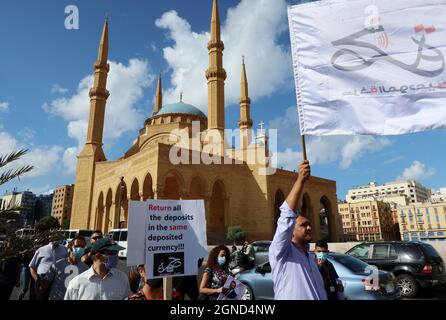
[70,0,340,243]
[51,185,75,227]
[338,200,397,241]
[397,202,446,243]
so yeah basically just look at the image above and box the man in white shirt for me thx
[64,237,131,300]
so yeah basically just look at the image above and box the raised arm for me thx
[269,161,311,265]
[285,160,310,213]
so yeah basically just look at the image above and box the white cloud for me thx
[268,107,301,149]
[0,102,9,112]
[0,131,63,179]
[275,148,303,171]
[44,58,154,173]
[19,127,36,141]
[14,146,64,178]
[383,156,405,165]
[0,131,18,152]
[269,107,392,169]
[398,161,436,181]
[62,147,80,176]
[150,42,158,52]
[51,84,68,95]
[339,136,391,169]
[32,185,54,196]
[155,0,291,110]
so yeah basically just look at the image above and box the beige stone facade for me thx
[51,185,75,227]
[338,200,397,241]
[70,0,340,243]
[397,202,446,242]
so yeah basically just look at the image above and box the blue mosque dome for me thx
[155,101,207,118]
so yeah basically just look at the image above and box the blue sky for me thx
[0,0,444,200]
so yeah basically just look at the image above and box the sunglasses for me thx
[92,236,103,240]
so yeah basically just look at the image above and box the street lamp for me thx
[118,176,125,228]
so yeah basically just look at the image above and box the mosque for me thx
[70,0,341,243]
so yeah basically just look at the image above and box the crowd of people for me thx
[1,160,345,300]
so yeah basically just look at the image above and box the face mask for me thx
[316,252,328,261]
[72,247,85,259]
[104,255,119,269]
[217,257,226,266]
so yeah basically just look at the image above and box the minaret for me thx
[84,19,110,158]
[238,57,253,149]
[71,20,110,229]
[206,0,226,136]
[153,75,162,115]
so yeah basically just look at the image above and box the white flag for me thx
[288,0,446,136]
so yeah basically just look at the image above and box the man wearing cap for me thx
[81,230,103,268]
[64,238,131,300]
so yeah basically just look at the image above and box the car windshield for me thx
[329,254,369,274]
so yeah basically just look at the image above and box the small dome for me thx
[155,102,207,118]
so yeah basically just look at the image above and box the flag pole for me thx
[301,135,307,161]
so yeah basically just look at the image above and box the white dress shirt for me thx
[64,267,131,300]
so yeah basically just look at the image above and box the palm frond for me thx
[0,165,34,186]
[0,149,29,169]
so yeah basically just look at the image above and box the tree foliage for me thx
[0,149,34,260]
[35,216,61,232]
[0,149,33,186]
[227,226,247,245]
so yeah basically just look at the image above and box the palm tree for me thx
[0,149,34,260]
[0,149,33,232]
[0,149,33,187]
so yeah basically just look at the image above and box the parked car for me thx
[346,241,446,298]
[236,252,401,300]
[250,240,271,266]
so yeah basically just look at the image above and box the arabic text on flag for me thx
[288,0,446,135]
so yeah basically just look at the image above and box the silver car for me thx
[236,252,401,300]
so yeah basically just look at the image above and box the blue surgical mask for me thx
[316,252,328,261]
[105,255,119,269]
[217,257,226,266]
[72,247,85,259]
